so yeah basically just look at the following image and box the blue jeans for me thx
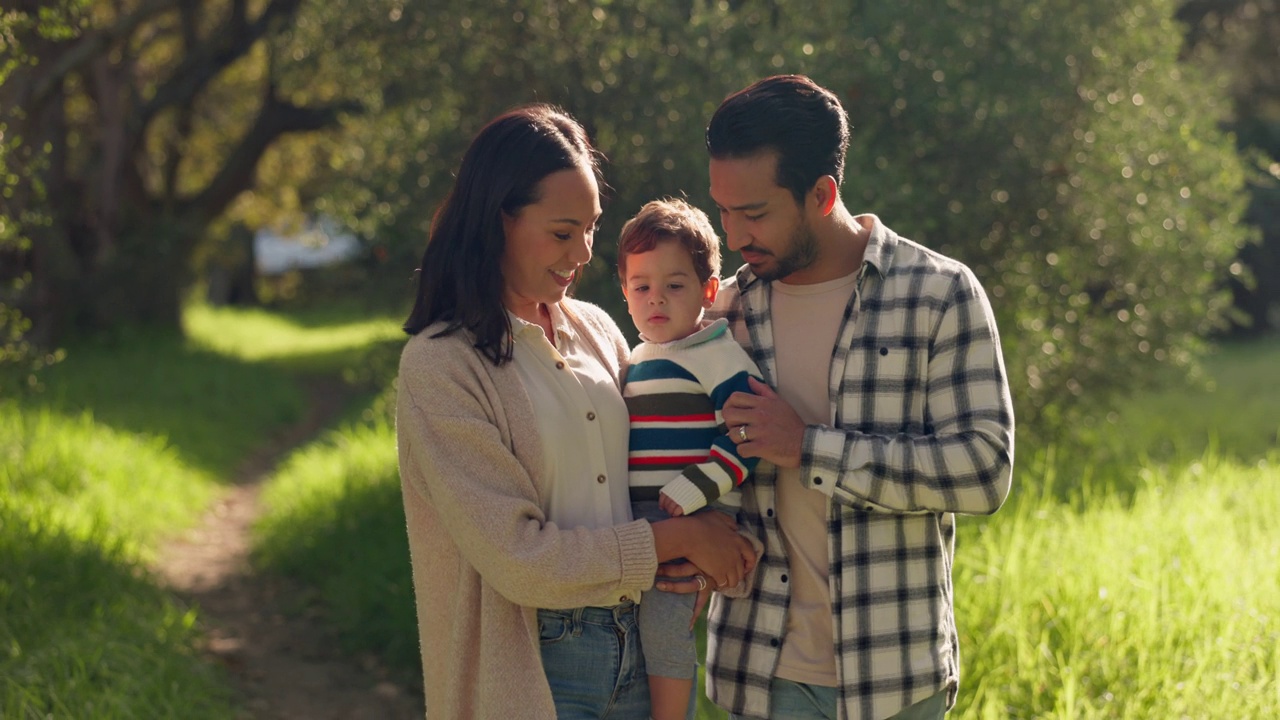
[538,603,651,719]
[729,680,947,720]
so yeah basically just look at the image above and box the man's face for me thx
[709,152,818,283]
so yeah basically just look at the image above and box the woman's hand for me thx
[651,511,755,591]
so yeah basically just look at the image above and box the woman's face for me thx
[500,164,602,324]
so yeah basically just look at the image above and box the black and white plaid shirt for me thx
[705,215,1015,720]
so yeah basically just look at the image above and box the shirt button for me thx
[781,574,788,583]
[619,595,628,603]
[555,361,565,369]
[586,411,596,421]
[766,508,774,517]
[597,474,607,484]
[769,638,779,647]
[814,476,824,485]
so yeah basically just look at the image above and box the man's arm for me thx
[725,267,1014,516]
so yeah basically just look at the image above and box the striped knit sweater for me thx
[624,318,762,515]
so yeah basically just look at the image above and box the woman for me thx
[397,104,756,720]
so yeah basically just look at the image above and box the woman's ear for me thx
[702,276,721,308]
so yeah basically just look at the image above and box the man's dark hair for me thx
[706,75,850,204]
[403,104,603,365]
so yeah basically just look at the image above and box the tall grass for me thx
[955,451,1279,718]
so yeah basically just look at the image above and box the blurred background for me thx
[2,1,1277,718]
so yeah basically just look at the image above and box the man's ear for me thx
[702,276,721,308]
[810,176,839,216]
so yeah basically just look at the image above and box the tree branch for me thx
[131,0,305,140]
[26,0,178,108]
[178,93,362,224]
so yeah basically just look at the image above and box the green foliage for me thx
[275,0,1251,447]
[1178,0,1280,334]
[2,0,1256,443]
[0,9,57,384]
[805,0,1253,444]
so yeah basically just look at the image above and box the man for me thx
[705,75,1014,719]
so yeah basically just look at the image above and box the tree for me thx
[2,0,1254,445]
[0,0,414,344]
[1177,0,1280,335]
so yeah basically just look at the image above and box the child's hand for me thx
[658,491,684,517]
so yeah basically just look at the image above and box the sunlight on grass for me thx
[1,402,217,560]
[955,450,1279,718]
[184,303,402,369]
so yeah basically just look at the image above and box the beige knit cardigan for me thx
[396,298,659,719]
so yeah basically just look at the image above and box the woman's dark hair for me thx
[705,75,850,205]
[403,104,603,365]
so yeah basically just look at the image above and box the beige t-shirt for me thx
[509,304,641,607]
[769,272,858,686]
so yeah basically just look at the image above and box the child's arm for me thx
[659,368,762,516]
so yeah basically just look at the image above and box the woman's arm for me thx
[398,338,657,609]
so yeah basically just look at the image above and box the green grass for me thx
[184,303,405,374]
[0,507,235,719]
[18,327,307,476]
[954,451,1279,718]
[0,303,402,719]
[251,400,419,674]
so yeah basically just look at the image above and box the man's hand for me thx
[722,377,805,468]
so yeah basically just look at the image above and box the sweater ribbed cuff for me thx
[615,519,660,590]
[660,478,709,516]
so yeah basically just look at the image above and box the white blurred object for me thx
[254,216,362,275]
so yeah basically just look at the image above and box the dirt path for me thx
[154,378,423,720]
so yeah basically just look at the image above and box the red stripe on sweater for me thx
[630,454,708,467]
[710,446,747,485]
[630,413,717,423]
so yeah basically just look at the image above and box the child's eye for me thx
[554,232,571,241]
[633,285,649,292]
[668,284,684,291]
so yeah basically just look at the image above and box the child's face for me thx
[622,239,718,343]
